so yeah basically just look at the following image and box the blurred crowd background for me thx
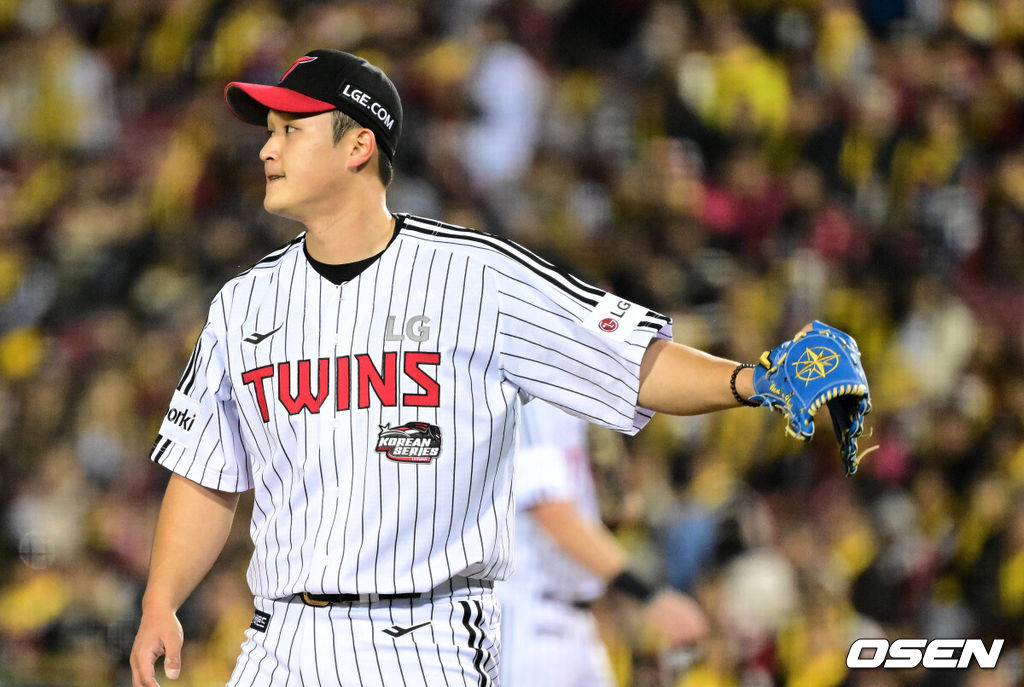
[1,0,1024,685]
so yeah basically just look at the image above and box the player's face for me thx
[260,110,350,221]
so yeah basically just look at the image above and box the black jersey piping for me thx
[401,215,603,309]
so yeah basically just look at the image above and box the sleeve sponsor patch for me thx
[158,390,201,449]
[582,293,646,342]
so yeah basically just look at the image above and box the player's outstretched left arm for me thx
[638,339,755,415]
[638,322,873,475]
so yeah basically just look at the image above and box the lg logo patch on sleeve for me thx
[583,293,645,342]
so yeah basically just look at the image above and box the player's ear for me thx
[346,128,376,171]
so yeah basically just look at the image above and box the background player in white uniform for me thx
[129,48,785,687]
[499,399,706,687]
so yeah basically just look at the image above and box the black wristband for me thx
[731,363,759,407]
[608,570,656,603]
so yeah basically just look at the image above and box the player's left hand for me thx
[641,588,708,648]
[751,321,874,475]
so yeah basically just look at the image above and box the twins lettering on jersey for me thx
[241,352,441,422]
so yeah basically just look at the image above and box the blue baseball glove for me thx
[751,321,873,475]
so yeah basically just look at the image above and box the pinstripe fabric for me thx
[151,213,672,603]
[499,587,612,687]
[505,400,605,601]
[498,400,614,686]
[226,587,500,686]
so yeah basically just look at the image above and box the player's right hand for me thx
[130,608,184,686]
[642,588,708,648]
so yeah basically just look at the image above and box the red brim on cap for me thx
[224,82,335,126]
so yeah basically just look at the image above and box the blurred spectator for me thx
[461,10,548,196]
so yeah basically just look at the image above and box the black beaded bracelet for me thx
[608,570,656,603]
[731,363,760,407]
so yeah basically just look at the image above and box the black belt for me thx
[541,591,594,611]
[301,591,421,606]
[299,577,492,606]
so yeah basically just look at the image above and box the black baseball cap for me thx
[224,49,402,162]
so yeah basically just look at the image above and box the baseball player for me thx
[499,398,707,687]
[128,48,868,687]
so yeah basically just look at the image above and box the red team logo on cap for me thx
[599,318,619,332]
[281,55,318,80]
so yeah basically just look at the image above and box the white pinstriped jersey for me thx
[151,214,671,600]
[506,399,604,602]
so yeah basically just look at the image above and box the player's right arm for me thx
[134,295,252,686]
[131,474,239,686]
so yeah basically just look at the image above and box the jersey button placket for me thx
[311,280,342,573]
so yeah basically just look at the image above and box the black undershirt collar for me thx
[303,215,404,285]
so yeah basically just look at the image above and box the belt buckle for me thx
[301,592,331,607]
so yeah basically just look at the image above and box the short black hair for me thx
[331,110,394,187]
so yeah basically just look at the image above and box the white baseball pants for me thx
[227,582,500,686]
